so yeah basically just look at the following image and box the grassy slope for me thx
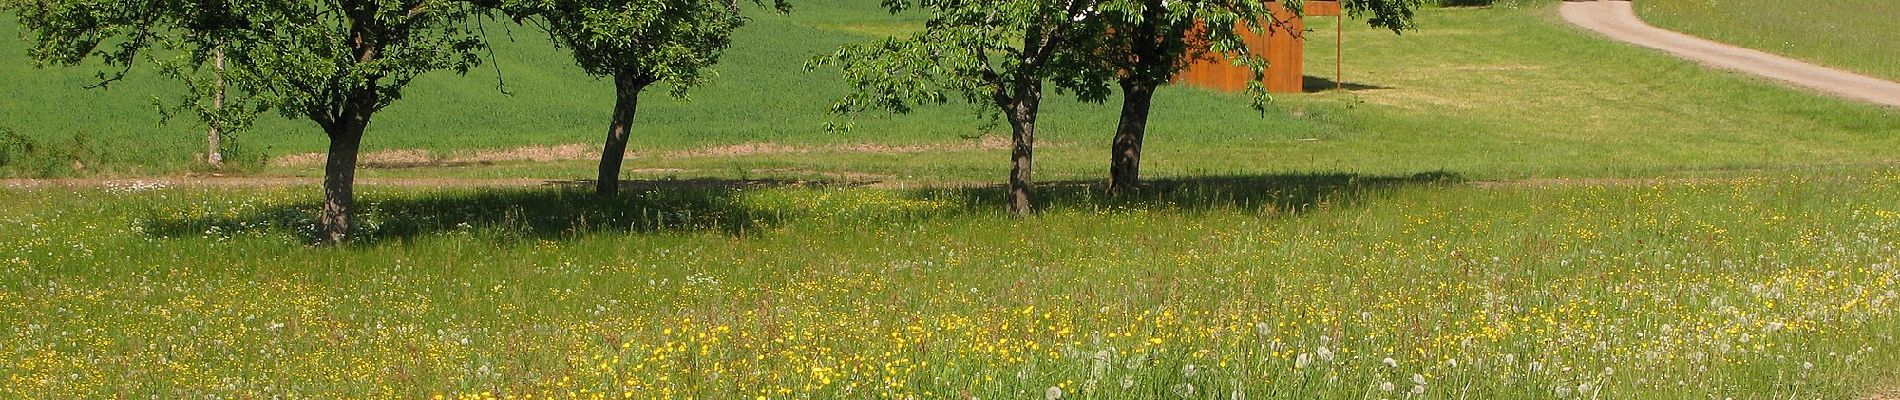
[4,1,1899,181]
[1635,0,1900,83]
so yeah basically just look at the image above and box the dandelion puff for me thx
[1045,386,1063,400]
[1378,382,1395,392]
[1383,357,1398,368]
[1577,382,1594,394]
[1802,362,1814,370]
[1230,389,1246,400]
[1171,383,1196,398]
[1411,374,1426,386]
[1255,322,1272,336]
[1295,353,1311,369]
[1120,376,1135,390]
[1555,386,1572,397]
[1528,361,1544,373]
[1182,364,1198,378]
[1410,385,1425,395]
[1317,346,1335,362]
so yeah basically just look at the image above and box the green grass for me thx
[1636,0,1900,83]
[6,2,1900,397]
[4,1,1899,181]
[5,171,1900,398]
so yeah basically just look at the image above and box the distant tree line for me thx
[2,0,1418,244]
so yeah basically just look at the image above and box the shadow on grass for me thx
[139,172,1460,245]
[1303,75,1390,93]
[139,178,846,245]
[911,171,1463,215]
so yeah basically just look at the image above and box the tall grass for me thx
[4,171,1898,398]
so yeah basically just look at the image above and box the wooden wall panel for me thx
[1178,0,1332,93]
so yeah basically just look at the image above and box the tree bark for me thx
[1108,81,1154,197]
[319,119,366,244]
[1003,82,1042,216]
[207,46,225,166]
[596,73,646,196]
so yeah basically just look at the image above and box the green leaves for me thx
[510,0,784,98]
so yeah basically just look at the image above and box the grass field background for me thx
[1635,0,1900,83]
[5,172,1900,398]
[3,0,1898,180]
[6,1,1900,398]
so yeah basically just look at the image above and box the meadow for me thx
[1635,0,1900,83]
[2,0,1898,181]
[4,171,1900,398]
[5,0,1900,398]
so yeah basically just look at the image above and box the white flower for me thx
[1411,374,1426,386]
[1577,382,1595,394]
[1121,376,1135,389]
[1295,353,1311,369]
[1802,362,1814,370]
[1045,386,1063,400]
[1382,357,1398,368]
[1555,386,1572,397]
[1378,382,1395,392]
[1316,346,1335,362]
[1411,385,1425,395]
[1255,322,1272,336]
[1528,361,1544,372]
[1171,383,1196,398]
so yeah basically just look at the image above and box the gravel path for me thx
[1560,0,1900,109]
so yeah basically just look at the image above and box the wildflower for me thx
[1316,346,1335,362]
[1411,374,1426,386]
[1171,383,1196,398]
[1382,357,1398,368]
[1120,376,1135,389]
[1295,353,1311,369]
[1045,386,1063,400]
[1379,382,1395,392]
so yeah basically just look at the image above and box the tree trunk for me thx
[1108,81,1154,197]
[596,73,646,196]
[207,46,225,166]
[1004,86,1042,216]
[319,119,366,245]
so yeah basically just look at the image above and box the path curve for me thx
[1560,0,1900,109]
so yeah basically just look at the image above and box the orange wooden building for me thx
[1177,0,1342,93]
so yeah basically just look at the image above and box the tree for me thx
[815,0,1099,215]
[1085,0,1422,196]
[7,0,489,244]
[505,0,787,196]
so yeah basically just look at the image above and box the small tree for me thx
[816,0,1100,215]
[1085,0,1422,196]
[7,0,489,244]
[506,0,788,196]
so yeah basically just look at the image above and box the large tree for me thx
[816,0,1099,215]
[7,0,489,243]
[1085,0,1422,196]
[505,0,787,196]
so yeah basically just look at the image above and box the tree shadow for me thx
[139,173,1460,245]
[138,178,848,246]
[903,171,1463,215]
[1303,75,1389,93]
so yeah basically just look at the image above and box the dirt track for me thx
[1560,0,1900,109]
